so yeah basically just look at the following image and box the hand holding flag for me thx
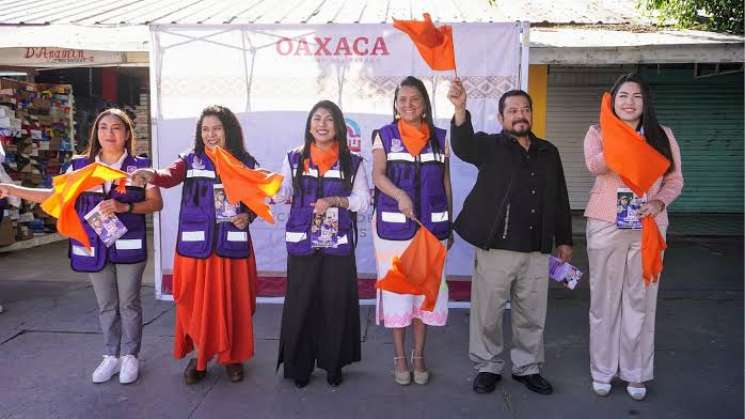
[40,162,128,250]
[599,93,670,284]
[204,146,283,224]
[376,220,447,312]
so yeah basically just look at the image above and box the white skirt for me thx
[372,218,449,328]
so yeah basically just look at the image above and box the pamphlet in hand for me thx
[310,207,339,248]
[548,256,583,290]
[214,184,238,222]
[616,187,646,230]
[84,202,128,248]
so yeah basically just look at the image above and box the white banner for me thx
[151,23,528,299]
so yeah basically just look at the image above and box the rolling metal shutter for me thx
[545,65,743,213]
[641,68,743,213]
[545,65,635,210]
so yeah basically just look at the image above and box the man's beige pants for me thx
[586,219,667,384]
[469,248,550,376]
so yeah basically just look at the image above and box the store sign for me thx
[0,47,124,67]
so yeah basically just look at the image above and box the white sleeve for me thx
[346,160,371,213]
[372,132,384,150]
[273,155,294,204]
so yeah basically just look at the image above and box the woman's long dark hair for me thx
[392,76,441,156]
[85,108,135,160]
[610,73,673,172]
[293,100,354,193]
[194,105,255,163]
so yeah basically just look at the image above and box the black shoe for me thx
[184,359,207,385]
[225,363,244,383]
[512,373,553,395]
[327,369,343,387]
[294,377,310,388]
[473,372,501,394]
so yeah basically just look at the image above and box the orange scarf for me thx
[376,224,446,312]
[41,162,128,251]
[204,146,283,224]
[398,120,430,157]
[599,93,670,285]
[306,142,339,176]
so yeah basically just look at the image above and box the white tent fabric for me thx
[150,23,528,300]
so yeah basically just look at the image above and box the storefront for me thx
[0,46,150,249]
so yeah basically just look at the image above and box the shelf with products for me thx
[0,78,75,248]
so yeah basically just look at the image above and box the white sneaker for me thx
[119,355,139,384]
[592,381,612,396]
[0,304,4,313]
[92,355,120,383]
[626,384,647,400]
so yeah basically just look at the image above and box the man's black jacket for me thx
[450,111,573,253]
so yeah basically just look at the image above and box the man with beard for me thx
[448,81,573,396]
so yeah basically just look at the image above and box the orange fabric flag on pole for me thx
[40,162,128,250]
[376,223,446,312]
[599,93,670,285]
[393,13,457,72]
[641,216,667,284]
[204,146,283,224]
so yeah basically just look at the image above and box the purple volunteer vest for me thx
[175,150,256,259]
[285,148,362,256]
[374,123,450,240]
[69,155,150,272]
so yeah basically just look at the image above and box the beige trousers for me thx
[469,248,550,376]
[586,218,667,383]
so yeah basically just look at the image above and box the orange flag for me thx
[376,224,446,312]
[393,13,456,72]
[599,93,670,285]
[204,146,283,224]
[41,162,128,250]
[641,216,667,284]
[600,93,670,195]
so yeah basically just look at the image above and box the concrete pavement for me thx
[0,235,742,419]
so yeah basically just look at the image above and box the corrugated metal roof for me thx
[0,0,650,25]
[0,0,741,63]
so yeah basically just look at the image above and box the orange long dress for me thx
[172,246,257,371]
[153,158,256,371]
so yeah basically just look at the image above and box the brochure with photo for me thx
[310,207,339,248]
[616,187,647,230]
[84,202,128,248]
[548,256,583,290]
[214,184,238,222]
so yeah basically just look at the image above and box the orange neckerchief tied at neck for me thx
[306,142,339,176]
[599,92,670,285]
[397,120,430,157]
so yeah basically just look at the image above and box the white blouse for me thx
[274,154,371,213]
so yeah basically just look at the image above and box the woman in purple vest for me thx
[0,108,163,385]
[132,105,259,385]
[275,100,370,388]
[372,76,453,385]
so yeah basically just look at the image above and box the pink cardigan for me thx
[583,124,684,227]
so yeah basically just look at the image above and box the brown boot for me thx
[225,363,244,383]
[184,359,206,385]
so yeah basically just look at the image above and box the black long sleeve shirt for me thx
[450,111,573,253]
[489,137,545,252]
